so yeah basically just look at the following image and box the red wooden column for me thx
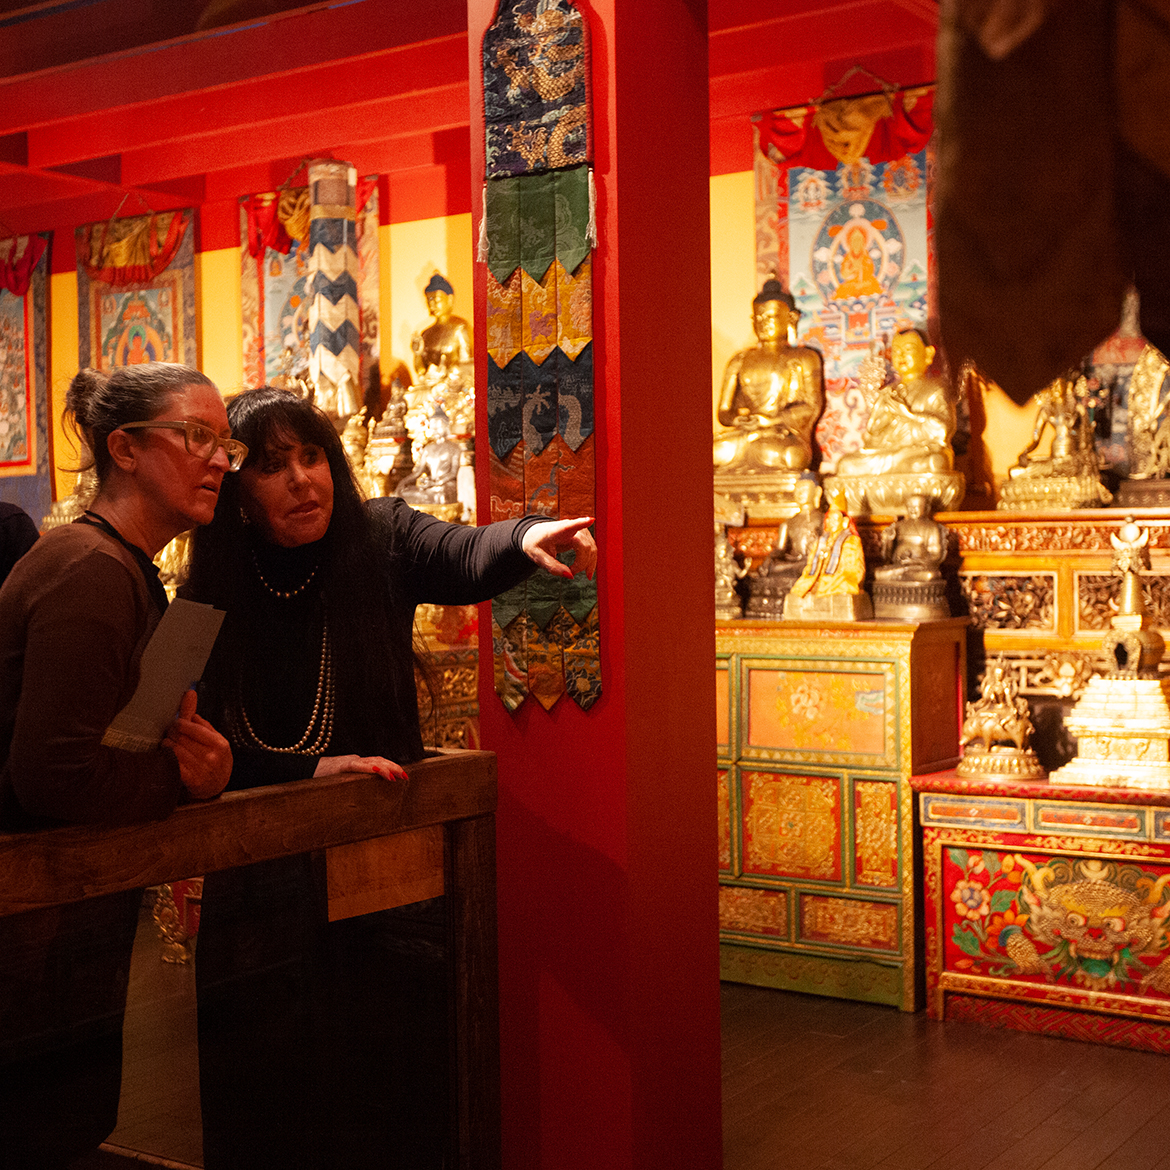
[468,3,720,1168]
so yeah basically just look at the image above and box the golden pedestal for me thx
[824,470,965,516]
[714,469,802,524]
[998,473,1112,511]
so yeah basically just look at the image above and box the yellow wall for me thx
[45,213,475,504]
[709,171,757,431]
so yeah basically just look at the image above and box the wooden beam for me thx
[0,750,496,915]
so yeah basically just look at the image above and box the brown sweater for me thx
[0,522,182,828]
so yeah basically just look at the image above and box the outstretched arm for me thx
[521,516,597,579]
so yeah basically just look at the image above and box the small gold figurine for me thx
[745,477,824,619]
[1051,518,1170,789]
[1116,343,1170,507]
[784,486,873,620]
[715,524,747,621]
[713,279,824,522]
[997,369,1111,510]
[957,656,1045,780]
[872,493,951,620]
[827,327,964,514]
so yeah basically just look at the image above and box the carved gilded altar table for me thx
[916,770,1170,1051]
[717,618,967,1011]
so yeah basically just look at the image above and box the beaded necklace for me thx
[236,545,333,754]
[250,546,318,598]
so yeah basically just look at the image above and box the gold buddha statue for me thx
[827,327,964,514]
[998,369,1111,510]
[412,273,474,385]
[713,280,824,521]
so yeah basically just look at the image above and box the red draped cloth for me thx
[79,211,190,288]
[0,235,47,298]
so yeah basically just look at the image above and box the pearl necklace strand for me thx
[237,617,334,754]
[250,547,318,598]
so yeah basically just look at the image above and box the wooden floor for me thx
[722,983,1170,1170]
[103,919,1170,1169]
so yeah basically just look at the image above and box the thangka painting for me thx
[240,178,380,396]
[481,0,599,713]
[76,210,195,370]
[754,88,934,470]
[0,233,51,526]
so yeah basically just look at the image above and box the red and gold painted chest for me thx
[717,618,967,1011]
[917,770,1170,1051]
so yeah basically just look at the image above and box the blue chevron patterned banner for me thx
[307,160,361,420]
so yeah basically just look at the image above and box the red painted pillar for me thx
[468,3,720,1169]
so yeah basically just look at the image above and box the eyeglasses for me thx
[119,420,249,472]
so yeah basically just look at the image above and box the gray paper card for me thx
[101,598,225,753]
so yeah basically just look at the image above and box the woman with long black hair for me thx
[184,385,594,1168]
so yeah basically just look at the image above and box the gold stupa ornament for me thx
[1051,519,1170,789]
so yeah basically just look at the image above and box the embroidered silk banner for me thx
[754,88,935,470]
[0,234,52,526]
[241,179,380,395]
[482,0,599,713]
[77,211,196,370]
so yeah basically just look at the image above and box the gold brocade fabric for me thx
[278,188,310,247]
[87,211,184,274]
[813,95,893,165]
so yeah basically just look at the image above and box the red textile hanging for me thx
[356,175,378,217]
[242,194,294,259]
[80,211,190,287]
[758,87,934,170]
[0,234,47,298]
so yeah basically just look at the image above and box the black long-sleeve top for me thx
[198,498,540,790]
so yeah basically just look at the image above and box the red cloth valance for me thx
[757,86,934,170]
[0,234,47,298]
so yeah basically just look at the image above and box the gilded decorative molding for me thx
[960,573,1055,630]
[742,771,839,879]
[718,885,788,937]
[1078,572,1170,631]
[855,780,898,887]
[800,895,899,950]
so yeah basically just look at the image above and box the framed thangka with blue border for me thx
[753,88,935,470]
[0,233,52,526]
[76,210,196,370]
[239,178,380,395]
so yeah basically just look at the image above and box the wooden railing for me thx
[0,749,501,1170]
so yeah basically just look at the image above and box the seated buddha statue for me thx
[871,493,951,619]
[873,494,947,583]
[713,280,824,476]
[396,408,462,511]
[412,273,474,382]
[835,328,956,478]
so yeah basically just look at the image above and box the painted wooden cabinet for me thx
[916,770,1170,1051]
[717,617,967,1011]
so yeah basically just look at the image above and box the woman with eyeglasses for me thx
[183,385,596,1169]
[0,362,236,1168]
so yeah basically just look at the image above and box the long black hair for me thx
[185,387,425,762]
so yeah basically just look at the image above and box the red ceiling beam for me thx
[118,82,468,185]
[0,0,466,131]
[23,35,468,168]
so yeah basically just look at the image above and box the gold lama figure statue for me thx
[871,493,951,621]
[784,485,872,621]
[826,326,964,514]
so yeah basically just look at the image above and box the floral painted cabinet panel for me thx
[717,618,967,1011]
[918,771,1170,1050]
